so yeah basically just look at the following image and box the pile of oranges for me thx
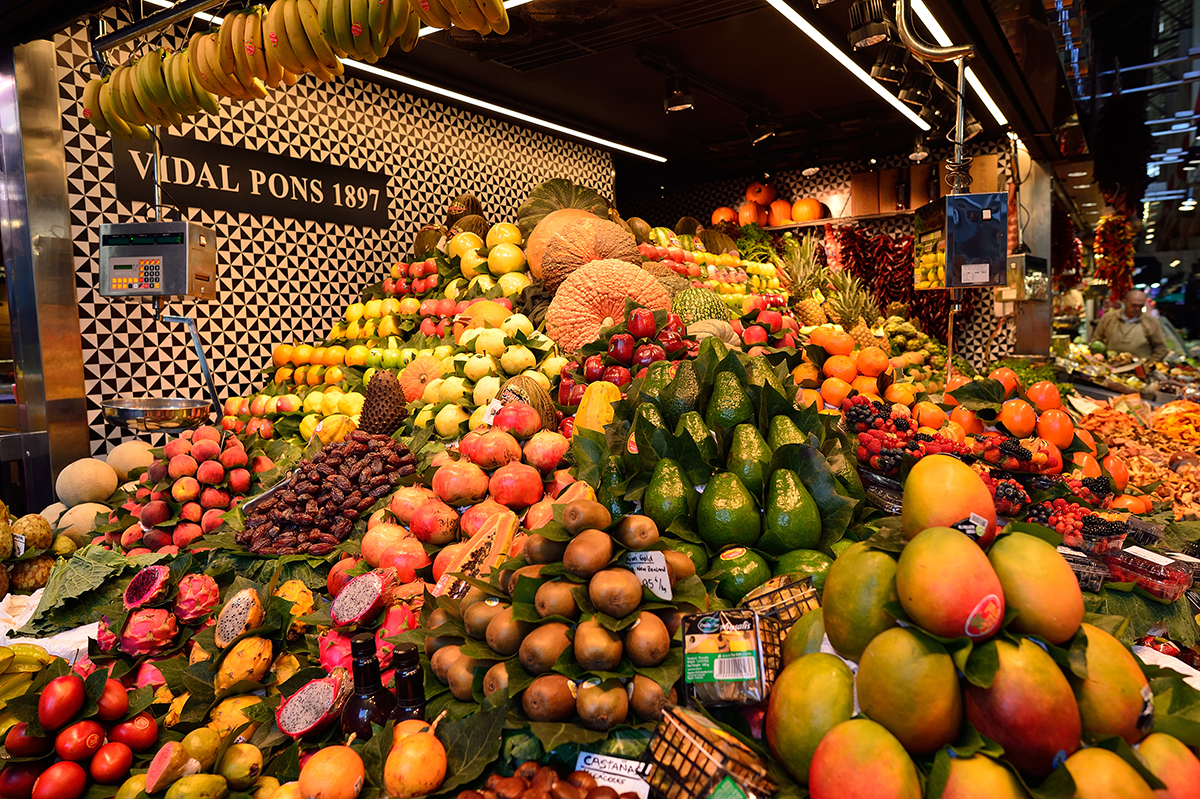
[269,342,372,388]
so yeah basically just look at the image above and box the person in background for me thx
[1092,289,1168,361]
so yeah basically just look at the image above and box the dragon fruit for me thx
[214,588,265,649]
[374,603,418,670]
[173,574,221,624]
[97,617,118,653]
[119,609,179,656]
[123,564,171,610]
[130,661,173,704]
[275,668,353,739]
[215,636,273,692]
[330,568,398,628]
[72,656,97,679]
[273,580,315,640]
[317,630,353,673]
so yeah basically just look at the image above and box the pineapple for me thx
[781,233,828,326]
[826,270,885,351]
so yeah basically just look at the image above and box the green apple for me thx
[500,344,536,375]
[520,370,551,392]
[501,313,535,338]
[399,347,418,365]
[473,374,502,407]
[433,344,454,359]
[381,349,402,369]
[422,378,444,405]
[540,355,568,379]
[438,376,469,403]
[465,354,498,382]
[435,404,470,438]
[362,368,377,387]
[475,328,507,359]
[366,348,384,368]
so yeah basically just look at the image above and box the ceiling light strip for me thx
[910,0,1008,126]
[764,0,930,130]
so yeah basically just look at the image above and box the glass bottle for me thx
[341,633,398,740]
[895,168,909,211]
[392,642,426,721]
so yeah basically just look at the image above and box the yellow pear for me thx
[434,404,470,438]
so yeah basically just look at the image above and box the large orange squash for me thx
[767,199,793,226]
[739,201,766,227]
[711,207,737,225]
[746,182,776,205]
[792,198,822,222]
[525,208,600,279]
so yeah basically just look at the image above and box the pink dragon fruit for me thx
[173,574,220,624]
[131,662,166,691]
[72,656,97,679]
[374,603,418,670]
[275,668,353,739]
[317,630,353,673]
[330,568,398,628]
[119,608,179,656]
[97,617,118,653]
[123,564,170,610]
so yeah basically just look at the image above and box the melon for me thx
[39,502,67,527]
[55,458,118,507]
[764,653,854,782]
[1137,733,1200,799]
[106,440,156,481]
[56,502,112,545]
[895,526,1005,640]
[526,209,602,279]
[821,541,898,661]
[1071,623,1153,744]
[807,719,921,799]
[1064,747,1155,799]
[988,532,1083,645]
[901,454,997,545]
[941,755,1030,799]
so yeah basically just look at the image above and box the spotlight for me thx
[848,0,892,49]
[746,113,779,145]
[664,76,693,113]
[869,41,908,84]
[813,0,839,6]
[962,111,983,141]
[909,135,930,162]
[919,93,955,129]
[898,68,934,107]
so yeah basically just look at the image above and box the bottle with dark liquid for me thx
[392,642,426,721]
[341,633,397,739]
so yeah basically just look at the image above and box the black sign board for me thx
[112,132,391,229]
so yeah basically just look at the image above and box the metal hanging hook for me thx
[894,0,973,62]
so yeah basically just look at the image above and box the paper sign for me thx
[11,534,24,558]
[481,398,504,425]
[1125,545,1175,567]
[574,753,650,799]
[622,551,672,600]
[961,263,991,284]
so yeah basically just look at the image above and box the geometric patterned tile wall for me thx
[54,21,613,455]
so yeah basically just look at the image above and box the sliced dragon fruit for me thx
[317,630,353,674]
[173,574,220,624]
[275,668,353,739]
[330,568,398,628]
[214,588,265,649]
[123,564,171,610]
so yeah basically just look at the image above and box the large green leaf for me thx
[1082,590,1197,646]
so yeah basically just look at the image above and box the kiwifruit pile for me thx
[424,497,699,730]
[458,764,640,799]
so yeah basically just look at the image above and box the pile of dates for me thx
[459,764,639,799]
[239,431,416,555]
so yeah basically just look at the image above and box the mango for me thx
[1072,623,1153,744]
[1137,733,1200,799]
[941,755,1030,799]
[896,526,1005,640]
[988,532,1083,645]
[807,719,921,799]
[782,609,824,667]
[764,653,854,783]
[901,454,996,545]
[165,775,229,799]
[963,637,1080,778]
[821,541,898,661]
[1064,747,1154,799]
[856,627,962,755]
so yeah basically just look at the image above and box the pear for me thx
[435,405,470,438]
[501,314,535,337]
[473,375,502,407]
[465,354,498,382]
[475,329,507,358]
[438,376,469,403]
[501,345,536,375]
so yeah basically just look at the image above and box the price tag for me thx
[574,753,650,799]
[961,263,991,284]
[622,551,672,600]
[1125,545,1175,567]
[481,398,503,426]
[11,534,24,558]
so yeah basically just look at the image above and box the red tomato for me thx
[54,721,104,762]
[88,742,132,785]
[106,712,157,753]
[94,680,128,722]
[37,676,84,732]
[0,761,50,799]
[3,724,52,758]
[31,762,85,799]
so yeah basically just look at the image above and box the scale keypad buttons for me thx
[110,257,163,291]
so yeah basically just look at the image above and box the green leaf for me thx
[527,722,608,752]
[633,646,683,695]
[1083,590,1197,646]
[430,703,507,798]
[948,379,1007,413]
[571,428,608,489]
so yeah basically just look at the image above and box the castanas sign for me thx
[112,132,391,228]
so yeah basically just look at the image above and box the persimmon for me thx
[1102,454,1129,492]
[856,347,890,377]
[913,401,947,429]
[1025,381,1061,412]
[943,375,971,406]
[950,406,984,435]
[1075,429,1098,456]
[988,367,1021,396]
[1071,452,1101,478]
[1109,495,1144,514]
[998,399,1037,438]
[941,421,967,443]
[851,376,879,397]
[1036,409,1074,450]
[792,363,820,387]
[823,355,858,383]
[884,383,917,406]
[798,388,823,408]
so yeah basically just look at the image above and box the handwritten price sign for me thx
[622,551,672,600]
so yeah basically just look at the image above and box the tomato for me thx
[31,762,86,799]
[54,720,104,762]
[106,712,158,753]
[94,680,128,722]
[37,676,84,732]
[4,724,52,758]
[88,742,132,785]
[0,761,50,799]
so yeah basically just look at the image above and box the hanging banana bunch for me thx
[407,0,509,34]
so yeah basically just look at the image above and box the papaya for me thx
[1071,623,1153,744]
[807,719,921,799]
[821,541,898,662]
[988,532,1083,645]
[941,755,1030,799]
[432,509,518,599]
[1064,747,1155,799]
[1137,733,1200,799]
[764,653,854,783]
[895,526,1005,641]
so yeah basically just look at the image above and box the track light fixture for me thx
[664,76,694,113]
[962,111,983,141]
[919,93,955,128]
[848,0,892,49]
[870,41,908,84]
[908,135,930,162]
[746,112,780,145]
[812,0,839,7]
[802,164,822,177]
[898,67,934,107]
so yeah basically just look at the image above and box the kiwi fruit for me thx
[662,550,695,581]
[424,607,460,656]
[563,500,611,535]
[612,515,659,550]
[625,611,670,667]
[503,563,545,596]
[486,605,534,656]
[519,622,572,675]
[523,674,576,722]
[575,678,628,731]
[447,656,488,701]
[629,674,674,720]
[431,644,466,684]
[524,533,568,564]
[588,568,644,619]
[535,580,579,619]
[563,529,613,579]
[574,620,623,672]
[463,598,509,640]
[482,661,509,697]
[459,585,489,616]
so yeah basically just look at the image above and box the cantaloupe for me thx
[526,209,600,279]
[55,458,118,507]
[56,502,111,545]
[106,440,155,481]
[40,502,67,527]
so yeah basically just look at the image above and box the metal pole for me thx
[163,315,221,416]
[92,0,227,54]
[151,128,162,219]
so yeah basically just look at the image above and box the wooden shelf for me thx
[763,210,915,232]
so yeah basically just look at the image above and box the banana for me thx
[297,0,341,70]
[330,0,359,59]
[201,31,250,98]
[368,0,390,41]
[432,0,467,29]
[282,0,323,73]
[281,67,301,85]
[394,7,421,51]
[258,5,285,86]
[118,65,154,126]
[139,48,174,107]
[487,9,508,34]
[386,0,411,41]
[367,18,389,60]
[129,122,153,140]
[161,52,190,114]
[216,13,240,76]
[266,0,309,73]
[317,0,348,58]
[473,0,504,25]
[171,51,203,114]
[348,0,374,60]
[98,79,135,139]
[130,57,172,124]
[244,8,271,83]
[186,50,222,113]
[308,56,337,83]
[408,0,451,30]
[229,12,256,90]
[80,79,110,134]
[106,66,136,125]
[446,0,486,32]
[188,32,223,96]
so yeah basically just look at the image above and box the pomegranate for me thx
[522,431,570,476]
[361,523,411,568]
[387,485,437,526]
[492,402,542,440]
[460,499,507,539]
[544,470,576,498]
[432,461,489,506]
[469,430,522,470]
[409,501,460,546]
[327,557,361,598]
[457,430,486,463]
[379,539,432,583]
[489,463,544,511]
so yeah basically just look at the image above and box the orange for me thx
[324,366,344,385]
[345,345,370,367]
[820,377,853,408]
[851,376,879,396]
[883,382,917,406]
[792,363,821,387]
[311,347,327,366]
[856,347,889,377]
[823,354,858,383]
[824,331,855,356]
[1036,408,1074,450]
[1139,495,1156,513]
[273,344,295,367]
[913,401,947,429]
[273,367,293,385]
[323,345,348,366]
[950,405,984,435]
[941,421,966,443]
[307,365,326,386]
[1071,452,1101,478]
[998,399,1037,438]
[943,374,971,406]
[293,365,309,385]
[1076,429,1097,456]
[808,326,832,349]
[987,367,1021,397]
[1102,454,1129,492]
[1025,381,1061,412]
[1109,495,1144,514]
[293,344,314,365]
[798,388,822,408]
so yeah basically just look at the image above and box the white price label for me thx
[961,263,991,284]
[481,398,504,426]
[574,753,650,799]
[622,551,672,600]
[11,534,24,558]
[1125,545,1175,567]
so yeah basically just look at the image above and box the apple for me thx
[627,308,657,340]
[631,344,666,370]
[742,325,768,346]
[758,310,783,333]
[583,355,605,383]
[419,318,438,336]
[567,383,587,406]
[602,365,632,387]
[558,375,576,405]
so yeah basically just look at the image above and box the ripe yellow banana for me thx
[217,13,239,76]
[106,65,135,124]
[130,123,152,140]
[244,8,270,83]
[473,0,504,25]
[446,0,485,32]
[174,51,204,113]
[140,48,174,107]
[80,78,110,134]
[408,0,451,30]
[282,0,323,73]
[317,0,348,58]
[161,52,192,115]
[267,0,309,73]
[98,78,135,139]
[131,58,172,124]
[257,5,285,86]
[188,32,224,96]
[118,65,153,126]
[487,10,508,34]
[229,12,256,88]
[367,19,389,60]
[201,31,251,98]
[348,0,374,60]
[330,0,359,59]
[297,0,342,70]
[186,52,222,113]
[281,67,301,85]
[432,0,467,29]
[394,7,421,50]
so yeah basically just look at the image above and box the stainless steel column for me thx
[0,39,89,512]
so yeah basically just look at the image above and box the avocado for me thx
[643,458,695,532]
[705,372,753,432]
[726,424,772,500]
[745,356,786,396]
[758,468,822,554]
[597,456,636,518]
[659,361,702,429]
[697,472,761,549]
[640,360,675,405]
[768,416,808,450]
[676,411,718,463]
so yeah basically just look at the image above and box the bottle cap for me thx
[350,633,377,658]
[392,642,419,668]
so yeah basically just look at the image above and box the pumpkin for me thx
[540,217,640,295]
[574,381,621,439]
[516,178,609,239]
[526,208,601,279]
[792,198,823,222]
[711,207,737,225]
[545,259,671,354]
[627,217,653,244]
[399,356,446,402]
[739,201,767,227]
[687,320,741,348]
[767,199,793,227]
[746,182,776,205]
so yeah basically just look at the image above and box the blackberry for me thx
[893,417,911,431]
[1081,476,1112,497]
[915,433,934,442]
[998,438,1033,461]
[1081,516,1125,537]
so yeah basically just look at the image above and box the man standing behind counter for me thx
[1092,289,1169,361]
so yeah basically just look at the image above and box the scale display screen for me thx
[102,233,185,246]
